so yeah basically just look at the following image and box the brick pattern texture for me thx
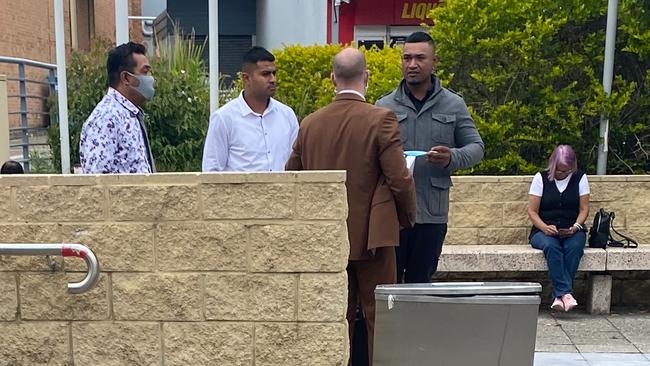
[1,173,648,364]
[446,175,650,246]
[0,172,350,366]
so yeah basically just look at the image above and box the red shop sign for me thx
[394,0,441,25]
[353,0,442,26]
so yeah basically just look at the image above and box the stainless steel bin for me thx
[373,282,542,366]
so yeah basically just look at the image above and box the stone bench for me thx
[437,245,610,314]
[605,245,650,271]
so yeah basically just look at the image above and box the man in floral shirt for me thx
[80,42,156,173]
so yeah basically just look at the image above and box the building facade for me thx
[328,0,441,48]
[0,0,143,129]
[155,0,256,82]
[257,0,441,50]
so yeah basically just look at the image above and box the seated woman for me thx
[527,145,589,312]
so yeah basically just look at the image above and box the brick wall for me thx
[0,0,68,128]
[0,172,349,366]
[0,0,142,128]
[446,175,650,246]
[93,0,144,44]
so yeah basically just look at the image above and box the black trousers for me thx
[350,307,369,366]
[397,223,448,283]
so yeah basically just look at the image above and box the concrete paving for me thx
[534,308,650,365]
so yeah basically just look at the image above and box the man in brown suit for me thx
[286,48,416,365]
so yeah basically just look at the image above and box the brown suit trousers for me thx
[286,93,416,365]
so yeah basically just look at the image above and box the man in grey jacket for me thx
[376,31,484,283]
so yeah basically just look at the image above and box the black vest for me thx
[529,170,584,239]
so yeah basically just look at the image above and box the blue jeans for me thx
[530,230,585,299]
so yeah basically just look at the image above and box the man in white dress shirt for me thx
[202,47,299,172]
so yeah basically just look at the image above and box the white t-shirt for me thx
[529,172,590,197]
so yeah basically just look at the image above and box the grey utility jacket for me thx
[376,77,484,224]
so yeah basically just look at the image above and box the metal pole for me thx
[597,0,618,175]
[331,0,340,44]
[209,0,219,113]
[54,0,71,174]
[127,16,157,20]
[115,0,129,45]
[0,75,9,163]
[70,0,78,49]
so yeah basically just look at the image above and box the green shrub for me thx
[428,0,649,174]
[143,35,210,171]
[48,39,110,172]
[271,44,402,120]
[50,3,649,175]
[48,36,227,172]
[29,151,57,174]
[47,42,412,172]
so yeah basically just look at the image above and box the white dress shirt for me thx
[337,89,366,101]
[202,92,299,172]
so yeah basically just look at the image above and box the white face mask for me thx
[127,72,156,100]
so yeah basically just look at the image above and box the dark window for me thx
[357,39,385,50]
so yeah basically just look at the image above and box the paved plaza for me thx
[535,308,650,365]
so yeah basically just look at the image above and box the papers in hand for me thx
[404,151,427,171]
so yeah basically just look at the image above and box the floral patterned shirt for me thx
[80,88,154,173]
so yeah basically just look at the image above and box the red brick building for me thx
[0,0,142,128]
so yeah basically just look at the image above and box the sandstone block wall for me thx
[0,172,350,366]
[1,172,648,364]
[443,175,650,306]
[446,175,650,246]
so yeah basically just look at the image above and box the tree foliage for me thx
[49,42,401,171]
[49,1,650,174]
[232,44,403,121]
[428,0,649,173]
[49,36,229,172]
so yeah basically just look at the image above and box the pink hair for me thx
[547,145,577,181]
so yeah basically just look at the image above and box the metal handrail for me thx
[0,243,100,294]
[1,56,58,172]
[0,56,57,70]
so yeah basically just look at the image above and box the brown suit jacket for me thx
[286,93,416,260]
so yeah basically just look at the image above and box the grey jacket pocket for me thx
[396,113,409,144]
[431,113,456,144]
[428,176,451,218]
[430,175,453,189]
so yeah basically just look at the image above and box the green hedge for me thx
[48,43,403,171]
[49,0,649,174]
[428,0,650,174]
[271,44,403,120]
[48,39,109,172]
[49,37,231,172]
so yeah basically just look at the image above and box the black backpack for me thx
[588,208,638,248]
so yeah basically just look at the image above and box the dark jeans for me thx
[397,223,448,283]
[530,230,586,299]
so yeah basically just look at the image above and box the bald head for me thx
[332,48,367,85]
